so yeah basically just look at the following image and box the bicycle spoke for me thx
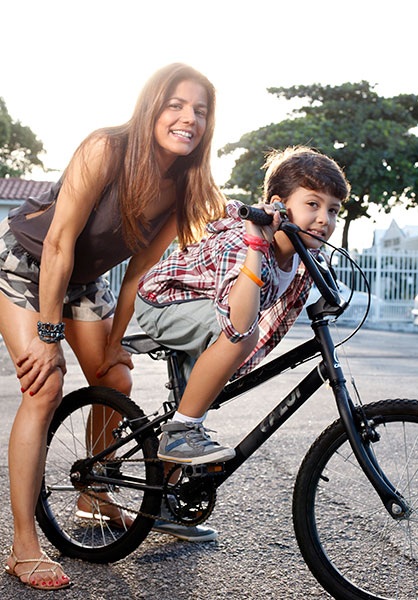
[294,399,418,600]
[36,388,162,561]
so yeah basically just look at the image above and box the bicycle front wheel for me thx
[293,398,418,600]
[36,386,163,563]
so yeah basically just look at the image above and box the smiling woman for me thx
[154,80,209,171]
[0,62,225,591]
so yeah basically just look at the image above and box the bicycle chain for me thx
[79,457,189,526]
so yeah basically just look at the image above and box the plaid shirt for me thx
[137,201,313,378]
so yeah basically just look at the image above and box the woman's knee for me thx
[97,364,132,396]
[22,369,63,418]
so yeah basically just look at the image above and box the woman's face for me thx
[154,79,208,172]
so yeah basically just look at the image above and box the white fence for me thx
[332,248,417,324]
[108,243,177,298]
[108,246,418,327]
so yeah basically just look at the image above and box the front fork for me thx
[313,319,411,520]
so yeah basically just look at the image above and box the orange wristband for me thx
[239,264,264,287]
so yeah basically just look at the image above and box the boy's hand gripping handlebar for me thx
[238,204,347,311]
[238,202,287,225]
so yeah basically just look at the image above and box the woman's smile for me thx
[154,79,208,171]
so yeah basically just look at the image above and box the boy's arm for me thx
[217,205,281,339]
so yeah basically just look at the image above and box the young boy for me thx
[135,146,350,465]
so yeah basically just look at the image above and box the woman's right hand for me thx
[16,337,67,395]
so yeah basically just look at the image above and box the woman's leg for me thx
[0,292,69,588]
[64,318,133,524]
[64,317,132,393]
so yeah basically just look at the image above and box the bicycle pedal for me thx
[183,463,225,478]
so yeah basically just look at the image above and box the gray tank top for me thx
[8,179,172,284]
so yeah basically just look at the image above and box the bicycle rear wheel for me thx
[293,398,418,600]
[35,386,163,563]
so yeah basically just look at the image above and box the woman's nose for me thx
[180,106,196,124]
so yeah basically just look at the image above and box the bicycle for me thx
[35,208,417,600]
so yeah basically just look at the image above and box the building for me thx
[0,178,53,221]
[372,219,418,251]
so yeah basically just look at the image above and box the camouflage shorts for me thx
[0,218,116,321]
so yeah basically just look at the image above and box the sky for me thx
[1,0,417,249]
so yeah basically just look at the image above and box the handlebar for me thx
[238,204,274,226]
[238,204,347,312]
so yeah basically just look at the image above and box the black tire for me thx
[35,386,163,563]
[293,399,418,600]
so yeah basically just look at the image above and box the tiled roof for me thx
[0,178,53,200]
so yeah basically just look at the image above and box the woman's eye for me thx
[196,109,207,117]
[168,103,182,110]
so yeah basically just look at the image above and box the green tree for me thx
[0,97,45,177]
[218,82,418,248]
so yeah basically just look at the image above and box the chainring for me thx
[163,465,217,526]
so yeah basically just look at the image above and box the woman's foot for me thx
[76,492,135,529]
[5,546,71,590]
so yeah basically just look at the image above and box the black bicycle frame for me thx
[81,224,410,520]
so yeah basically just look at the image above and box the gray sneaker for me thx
[152,499,218,542]
[152,520,218,542]
[158,421,235,465]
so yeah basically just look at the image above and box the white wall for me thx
[0,200,21,223]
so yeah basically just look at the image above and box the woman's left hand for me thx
[96,338,134,379]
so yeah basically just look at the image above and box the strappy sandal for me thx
[76,494,134,530]
[4,546,71,590]
[75,507,132,530]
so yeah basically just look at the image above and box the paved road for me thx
[0,323,416,599]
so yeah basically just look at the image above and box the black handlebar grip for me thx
[238,205,273,225]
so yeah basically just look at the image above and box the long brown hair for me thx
[66,63,225,250]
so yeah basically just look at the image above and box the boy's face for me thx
[275,187,342,249]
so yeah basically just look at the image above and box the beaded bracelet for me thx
[243,233,270,258]
[239,264,264,288]
[37,321,66,344]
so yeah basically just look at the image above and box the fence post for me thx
[374,245,381,321]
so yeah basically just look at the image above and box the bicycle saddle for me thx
[121,332,167,355]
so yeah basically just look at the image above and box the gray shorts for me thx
[135,295,221,382]
[0,218,116,321]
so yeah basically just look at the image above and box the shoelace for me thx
[186,424,219,448]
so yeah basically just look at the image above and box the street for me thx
[0,322,416,599]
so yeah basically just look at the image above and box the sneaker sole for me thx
[152,524,218,542]
[157,448,235,465]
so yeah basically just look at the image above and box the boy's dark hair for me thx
[263,146,350,203]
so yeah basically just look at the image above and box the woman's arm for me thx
[16,137,109,393]
[96,214,177,377]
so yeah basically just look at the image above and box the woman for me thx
[1,63,225,590]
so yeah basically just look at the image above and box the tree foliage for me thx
[0,97,45,177]
[218,82,418,248]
